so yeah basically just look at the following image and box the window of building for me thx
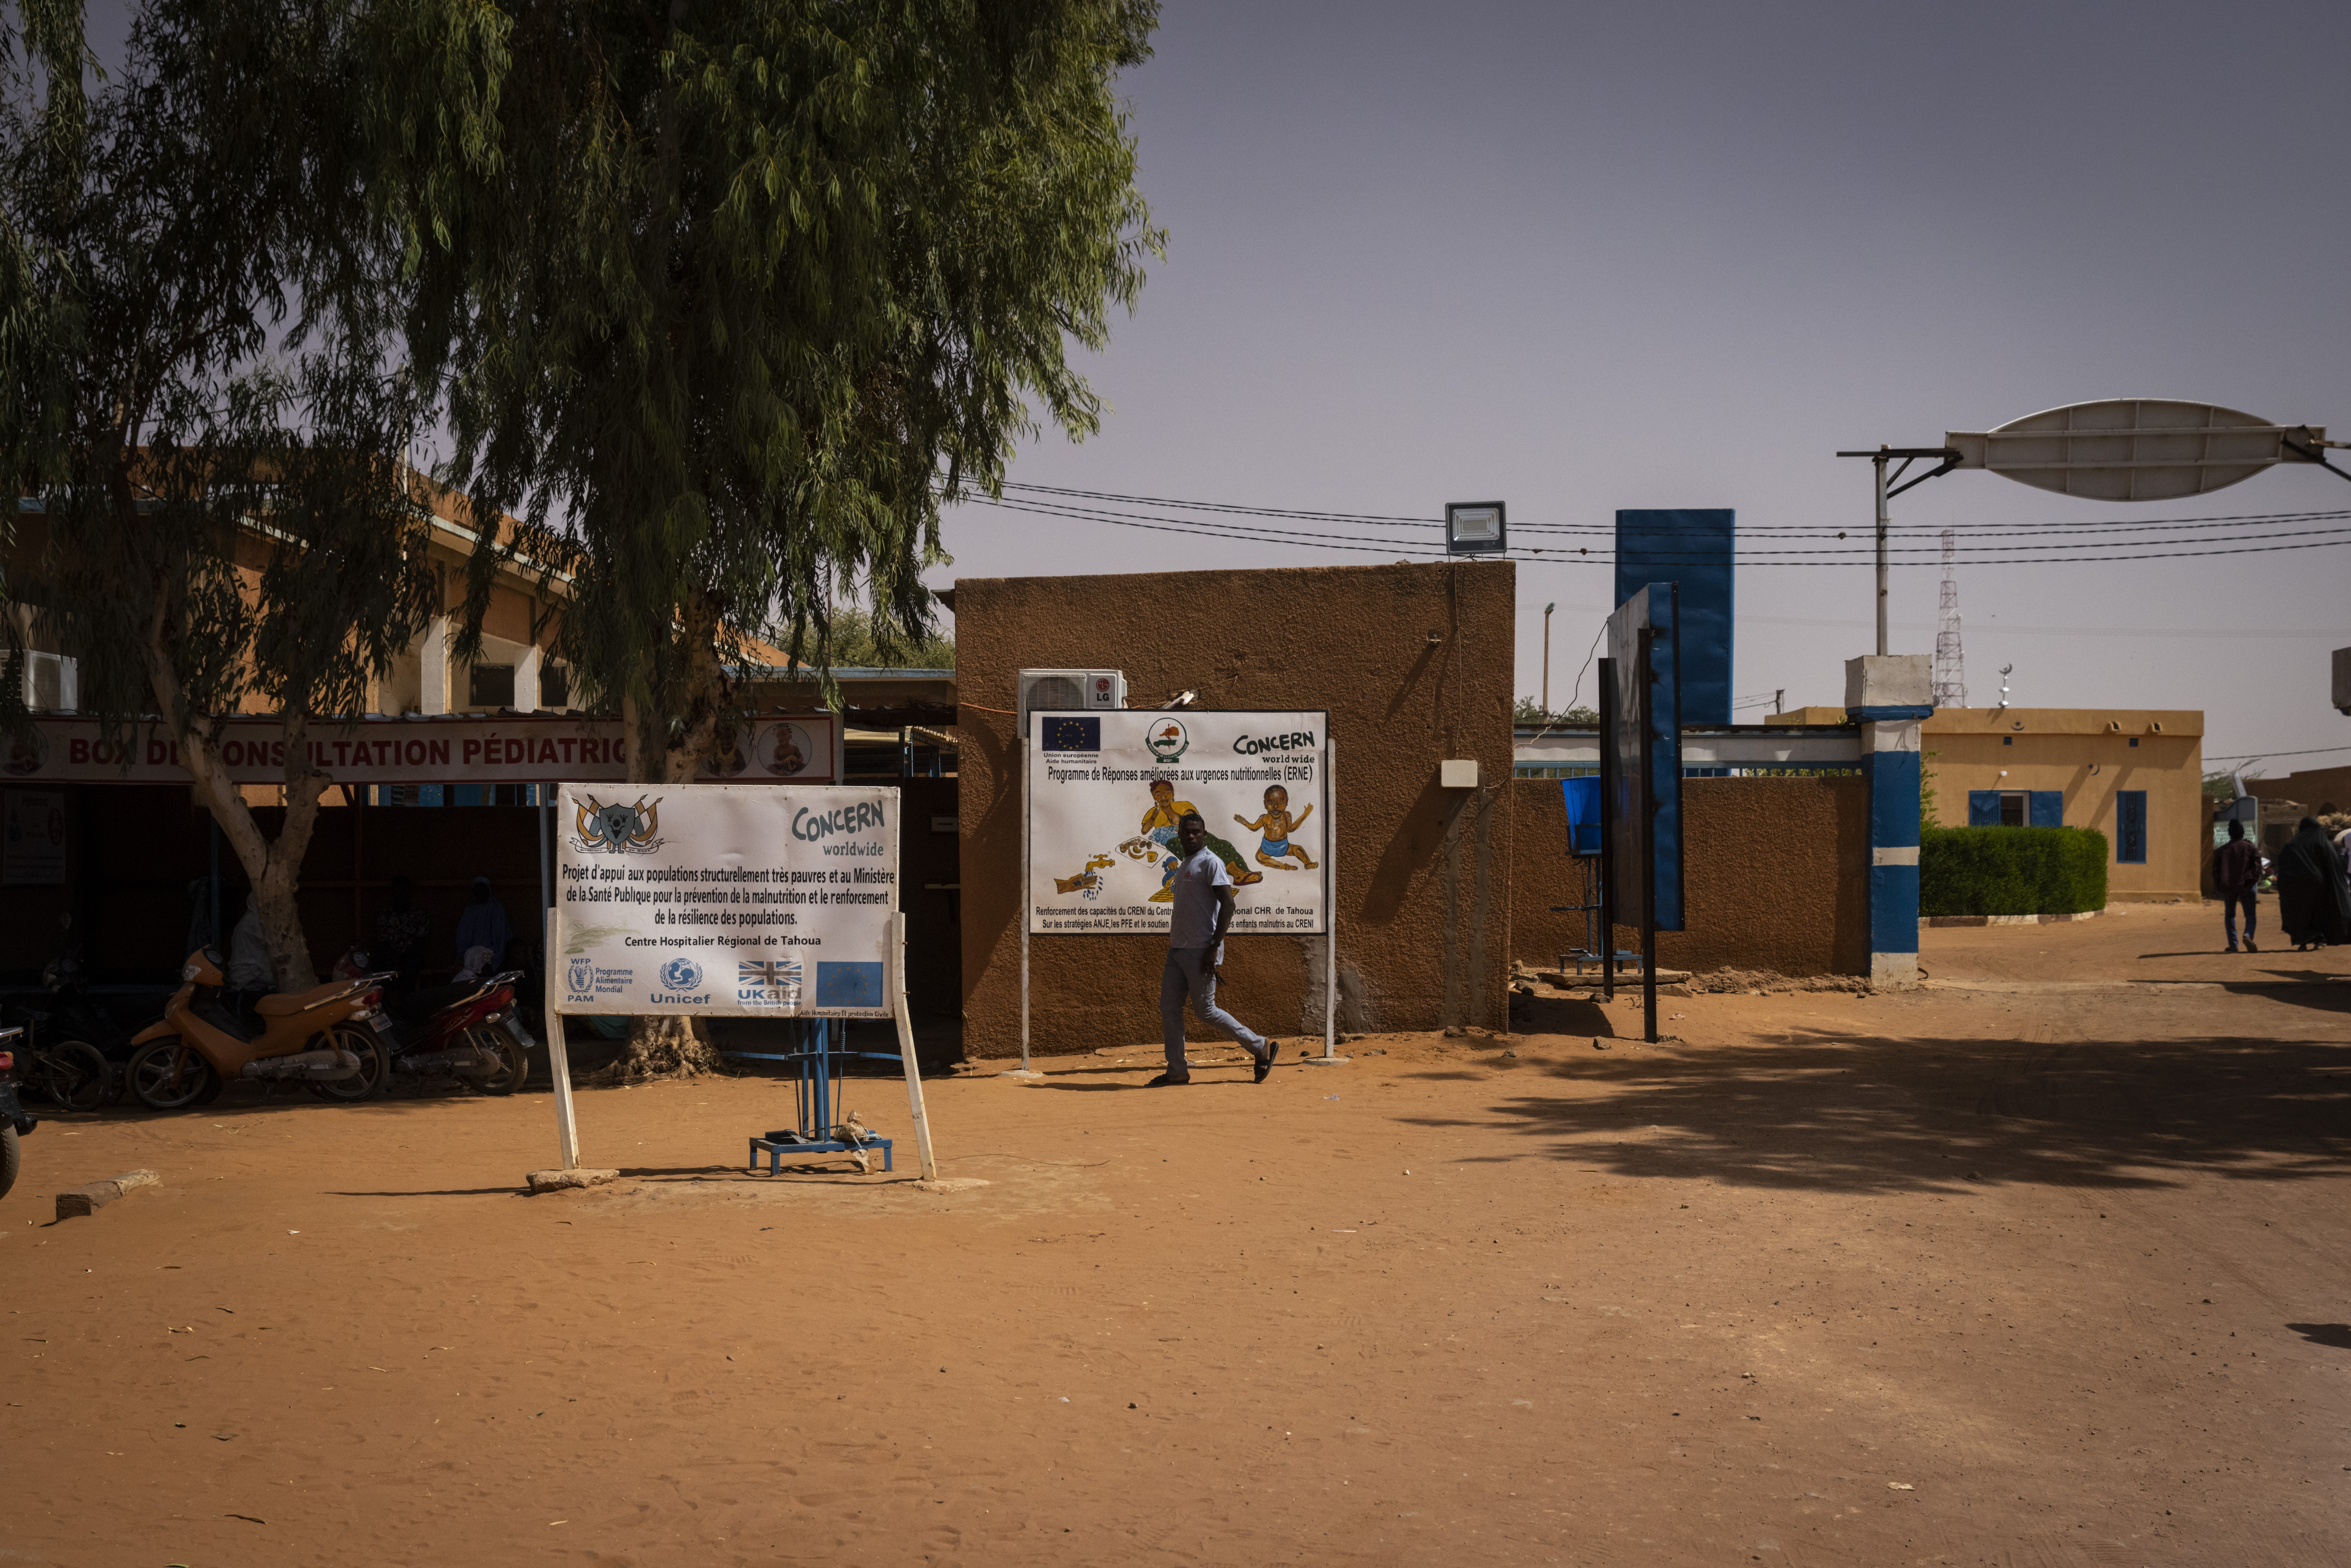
[2128,737,2139,747]
[2002,735,2012,746]
[467,664,516,709]
[1999,792,2026,827]
[539,662,570,708]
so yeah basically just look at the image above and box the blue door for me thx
[2116,791,2147,863]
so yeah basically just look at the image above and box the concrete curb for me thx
[1922,910,2103,927]
[526,1168,619,1193]
[55,1169,161,1221]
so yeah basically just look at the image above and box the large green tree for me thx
[375,0,1159,1074]
[378,0,1159,777]
[4,0,446,988]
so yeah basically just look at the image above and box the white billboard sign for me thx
[1026,710,1328,936]
[553,781,897,1017]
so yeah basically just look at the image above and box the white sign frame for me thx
[1017,710,1339,1071]
[538,782,933,1178]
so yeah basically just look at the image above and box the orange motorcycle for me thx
[125,948,392,1111]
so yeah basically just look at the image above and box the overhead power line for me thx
[998,480,2351,539]
[968,496,2351,566]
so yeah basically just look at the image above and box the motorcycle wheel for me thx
[310,1024,389,1103]
[41,1039,112,1114]
[0,1122,17,1201]
[127,1039,218,1112]
[466,1027,529,1095]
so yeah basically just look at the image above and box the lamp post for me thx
[1541,601,1555,713]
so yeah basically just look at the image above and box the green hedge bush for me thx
[1920,826,2109,917]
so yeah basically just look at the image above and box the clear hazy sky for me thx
[933,0,2350,777]
[64,0,2351,772]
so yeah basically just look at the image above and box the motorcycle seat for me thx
[254,980,357,1018]
[386,981,483,1025]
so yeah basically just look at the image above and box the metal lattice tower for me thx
[1932,528,1967,708]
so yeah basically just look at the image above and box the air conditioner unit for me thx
[1018,669,1124,736]
[22,651,76,713]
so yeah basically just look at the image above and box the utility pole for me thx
[1541,601,1555,712]
[1836,444,1963,655]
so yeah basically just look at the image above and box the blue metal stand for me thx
[728,1018,898,1175]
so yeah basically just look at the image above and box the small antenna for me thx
[1997,662,2013,710]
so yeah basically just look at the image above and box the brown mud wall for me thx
[955,562,1516,1057]
[1511,775,1869,978]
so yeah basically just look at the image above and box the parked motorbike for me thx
[16,947,141,1106]
[124,949,393,1111]
[335,950,532,1095]
[0,1026,33,1201]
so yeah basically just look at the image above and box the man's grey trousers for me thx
[1161,947,1267,1074]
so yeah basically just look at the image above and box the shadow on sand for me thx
[1394,1022,2351,1196]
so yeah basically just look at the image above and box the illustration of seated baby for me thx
[1133,778,1262,897]
[1236,784,1317,870]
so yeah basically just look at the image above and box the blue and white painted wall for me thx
[1845,654,1933,988]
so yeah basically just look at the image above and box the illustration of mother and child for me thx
[1134,778,1316,901]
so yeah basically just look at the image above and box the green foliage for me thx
[376,0,1160,775]
[1920,826,2110,917]
[1920,749,1939,828]
[820,605,954,671]
[1515,698,1598,726]
[5,0,438,986]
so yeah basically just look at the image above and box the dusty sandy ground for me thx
[4,901,2348,1567]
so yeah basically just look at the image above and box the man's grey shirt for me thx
[1168,845,1234,951]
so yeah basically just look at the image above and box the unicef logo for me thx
[658,957,703,990]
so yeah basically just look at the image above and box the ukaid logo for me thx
[736,958,803,1007]
[650,955,709,1005]
[567,956,593,998]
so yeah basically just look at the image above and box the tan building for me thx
[1922,708,2203,900]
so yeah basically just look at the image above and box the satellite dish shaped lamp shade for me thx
[1946,399,2323,501]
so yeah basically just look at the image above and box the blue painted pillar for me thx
[1845,655,1933,987]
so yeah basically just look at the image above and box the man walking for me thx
[2213,817,2261,953]
[1152,811,1277,1087]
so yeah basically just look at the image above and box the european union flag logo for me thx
[1043,716,1100,752]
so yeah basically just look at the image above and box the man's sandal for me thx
[1254,1043,1277,1083]
[1144,1072,1190,1088]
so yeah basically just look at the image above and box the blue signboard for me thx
[1615,510,1733,725]
[1561,775,1601,856]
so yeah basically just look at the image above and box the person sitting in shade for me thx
[454,877,513,975]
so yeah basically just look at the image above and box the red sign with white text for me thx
[3,714,842,786]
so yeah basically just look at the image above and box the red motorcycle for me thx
[340,953,533,1095]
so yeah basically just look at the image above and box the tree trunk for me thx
[140,591,331,993]
[610,591,733,1078]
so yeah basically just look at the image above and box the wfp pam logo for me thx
[658,957,704,991]
[571,793,664,854]
[567,956,592,996]
[1145,716,1189,764]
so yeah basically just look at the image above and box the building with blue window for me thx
[1773,704,2204,902]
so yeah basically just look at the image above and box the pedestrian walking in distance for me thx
[2273,816,2351,952]
[1152,811,1277,1087]
[2213,818,2262,953]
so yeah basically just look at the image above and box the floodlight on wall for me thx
[1445,501,1507,556]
